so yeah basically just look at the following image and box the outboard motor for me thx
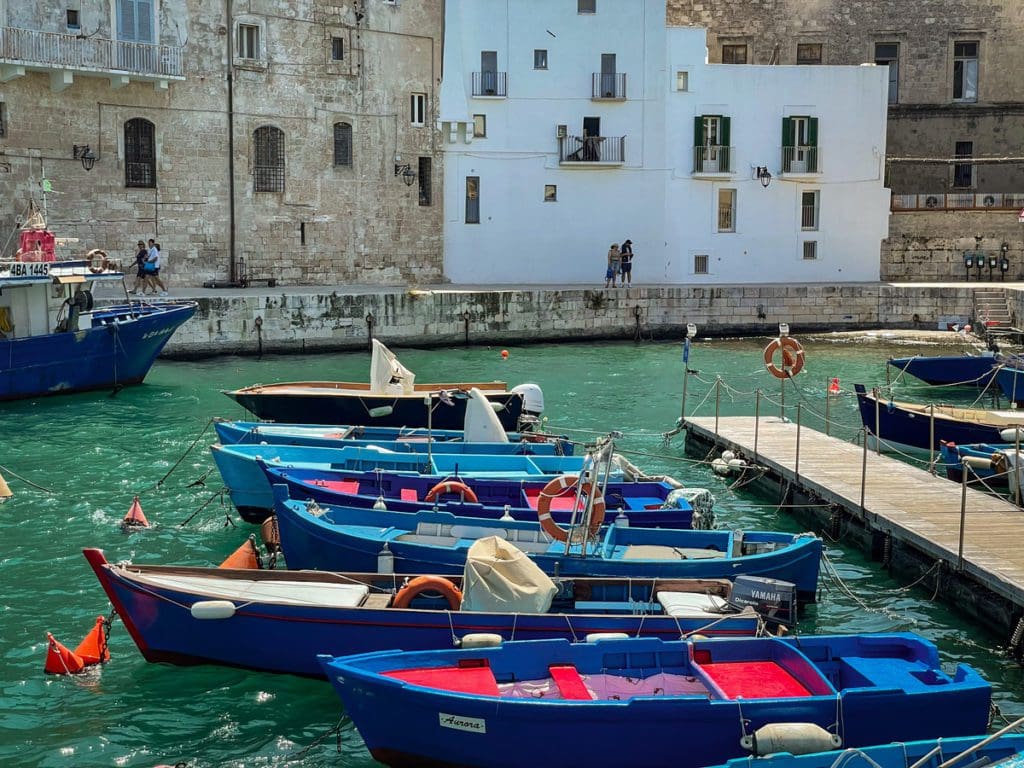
[510,383,544,416]
[728,575,798,627]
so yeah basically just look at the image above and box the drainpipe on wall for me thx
[226,0,238,285]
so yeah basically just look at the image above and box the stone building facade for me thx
[667,0,1024,281]
[0,0,444,287]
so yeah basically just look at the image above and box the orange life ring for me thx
[425,480,479,504]
[86,249,109,274]
[763,336,805,379]
[536,474,606,542]
[392,576,463,610]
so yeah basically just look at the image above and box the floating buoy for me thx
[121,495,149,530]
[741,723,842,756]
[0,471,11,503]
[73,616,110,666]
[721,450,736,462]
[711,458,730,476]
[500,349,509,359]
[828,377,840,395]
[219,535,262,569]
[44,632,85,675]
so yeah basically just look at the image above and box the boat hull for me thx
[995,366,1024,406]
[887,354,997,387]
[0,302,195,401]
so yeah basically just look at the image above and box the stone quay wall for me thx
[884,213,1024,282]
[161,283,987,357]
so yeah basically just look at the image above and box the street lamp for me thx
[72,144,97,171]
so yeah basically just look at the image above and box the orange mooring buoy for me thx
[219,534,263,569]
[121,495,149,530]
[828,377,840,395]
[44,632,86,675]
[73,616,111,666]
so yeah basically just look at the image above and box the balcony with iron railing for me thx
[781,146,820,175]
[472,71,507,97]
[592,72,626,100]
[558,135,625,166]
[891,192,1024,212]
[693,145,735,176]
[0,26,184,84]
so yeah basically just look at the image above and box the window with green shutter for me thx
[694,115,705,171]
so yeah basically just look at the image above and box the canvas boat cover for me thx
[369,339,416,395]
[461,536,557,613]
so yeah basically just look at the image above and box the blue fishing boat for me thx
[318,633,991,768]
[0,256,195,401]
[213,419,574,455]
[711,733,1024,768]
[887,352,1001,387]
[938,440,1021,494]
[995,366,1024,407]
[272,487,822,598]
[83,542,767,678]
[262,463,711,529]
[854,384,1023,451]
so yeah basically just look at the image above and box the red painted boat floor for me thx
[699,661,813,699]
[314,479,360,494]
[384,664,499,696]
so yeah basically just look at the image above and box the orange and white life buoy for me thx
[86,249,109,274]
[764,336,805,379]
[392,576,463,610]
[536,474,606,542]
[425,480,479,504]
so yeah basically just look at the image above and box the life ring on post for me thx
[86,249,109,274]
[764,336,805,379]
[424,480,479,504]
[392,576,463,610]
[536,474,606,542]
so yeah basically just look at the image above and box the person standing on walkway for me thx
[605,243,621,288]
[619,239,634,285]
[145,239,169,296]
[131,240,149,294]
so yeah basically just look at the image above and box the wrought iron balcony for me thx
[781,146,820,174]
[692,145,734,175]
[559,135,625,165]
[592,72,626,100]
[0,26,184,83]
[472,71,507,97]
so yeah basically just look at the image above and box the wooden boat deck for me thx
[686,416,1024,611]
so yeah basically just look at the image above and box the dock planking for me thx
[685,416,1024,611]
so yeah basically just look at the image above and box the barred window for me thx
[418,157,432,206]
[333,122,352,167]
[124,117,156,188]
[253,125,285,192]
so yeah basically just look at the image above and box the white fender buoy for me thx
[1000,428,1024,442]
[585,632,630,642]
[741,723,842,756]
[190,600,237,620]
[712,458,730,476]
[459,633,503,648]
[727,458,746,471]
[721,450,736,462]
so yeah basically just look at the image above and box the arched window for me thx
[253,125,285,192]
[333,122,352,167]
[124,117,156,188]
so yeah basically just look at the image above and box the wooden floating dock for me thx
[685,416,1024,646]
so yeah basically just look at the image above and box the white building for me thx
[439,0,890,285]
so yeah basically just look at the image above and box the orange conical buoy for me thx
[44,632,85,675]
[219,535,262,569]
[121,496,149,530]
[73,616,110,666]
[0,471,11,503]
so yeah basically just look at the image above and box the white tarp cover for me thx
[462,387,510,443]
[461,536,556,613]
[369,339,416,395]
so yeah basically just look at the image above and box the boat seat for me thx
[837,656,953,692]
[697,660,815,700]
[313,479,360,495]
[384,660,499,696]
[656,591,729,618]
[361,592,393,609]
[130,572,370,608]
[549,664,594,700]
[621,545,726,561]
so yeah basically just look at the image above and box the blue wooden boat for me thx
[213,443,621,522]
[0,258,195,401]
[995,366,1024,407]
[213,419,574,455]
[83,546,763,677]
[318,633,991,768]
[887,353,1001,387]
[272,487,823,598]
[854,384,1024,451]
[262,463,711,530]
[939,441,1021,496]
[711,734,1024,768]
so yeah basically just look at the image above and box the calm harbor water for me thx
[2,334,1022,768]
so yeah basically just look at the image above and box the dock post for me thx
[958,462,968,571]
[795,404,802,483]
[1017,429,1022,507]
[754,390,760,464]
[825,378,831,436]
[929,405,936,474]
[714,377,721,436]
[780,378,785,421]
[860,427,868,517]
[873,387,881,455]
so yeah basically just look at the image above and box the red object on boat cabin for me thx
[17,230,56,262]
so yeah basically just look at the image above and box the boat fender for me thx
[721,450,736,462]
[585,632,630,642]
[190,600,237,620]
[458,633,503,649]
[727,458,746,471]
[393,575,462,610]
[373,495,388,511]
[377,543,395,574]
[741,723,842,756]
[962,455,995,471]
[1000,428,1024,443]
[711,458,730,476]
[260,515,281,555]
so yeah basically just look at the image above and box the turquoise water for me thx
[2,335,1022,767]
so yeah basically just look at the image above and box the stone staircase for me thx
[974,288,1015,338]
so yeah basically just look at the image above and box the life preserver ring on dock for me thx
[425,480,479,504]
[764,337,805,379]
[86,249,109,274]
[536,474,605,542]
[392,576,463,610]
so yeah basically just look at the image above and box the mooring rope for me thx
[0,463,55,493]
[140,417,216,495]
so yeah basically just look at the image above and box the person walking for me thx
[604,243,621,288]
[144,239,169,296]
[131,240,149,294]
[619,239,634,285]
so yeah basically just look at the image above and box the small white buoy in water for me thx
[712,458,730,476]
[721,450,735,462]
[373,495,388,511]
[741,723,842,756]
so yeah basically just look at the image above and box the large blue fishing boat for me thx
[319,633,991,768]
[887,352,1002,387]
[0,234,195,400]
